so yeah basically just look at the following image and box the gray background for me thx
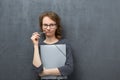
[0,0,120,80]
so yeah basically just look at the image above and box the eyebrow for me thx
[43,23,56,24]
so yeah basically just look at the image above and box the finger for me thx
[33,32,40,35]
[32,33,40,37]
[31,35,39,40]
[32,34,40,38]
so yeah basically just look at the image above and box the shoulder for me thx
[58,38,70,44]
[58,38,72,49]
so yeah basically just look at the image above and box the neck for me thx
[44,36,59,44]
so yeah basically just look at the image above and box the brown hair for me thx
[39,11,62,39]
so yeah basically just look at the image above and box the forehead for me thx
[42,16,56,24]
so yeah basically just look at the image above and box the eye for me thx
[50,24,54,26]
[50,24,56,26]
[43,24,48,26]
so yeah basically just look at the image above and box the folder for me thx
[40,44,66,69]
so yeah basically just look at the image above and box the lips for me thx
[45,32,51,34]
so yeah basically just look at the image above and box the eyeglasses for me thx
[42,23,56,29]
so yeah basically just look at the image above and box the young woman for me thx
[31,11,73,80]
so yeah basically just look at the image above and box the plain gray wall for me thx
[0,0,120,80]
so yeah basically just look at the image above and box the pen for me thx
[39,32,45,34]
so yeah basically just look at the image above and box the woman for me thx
[31,11,73,80]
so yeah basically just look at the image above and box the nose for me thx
[46,26,50,29]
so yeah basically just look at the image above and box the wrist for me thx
[34,44,39,48]
[44,69,49,75]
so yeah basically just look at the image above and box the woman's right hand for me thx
[31,32,40,46]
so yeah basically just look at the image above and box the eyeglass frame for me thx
[42,23,57,29]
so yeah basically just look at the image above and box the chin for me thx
[46,34,52,37]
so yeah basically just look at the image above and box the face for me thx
[42,16,57,37]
